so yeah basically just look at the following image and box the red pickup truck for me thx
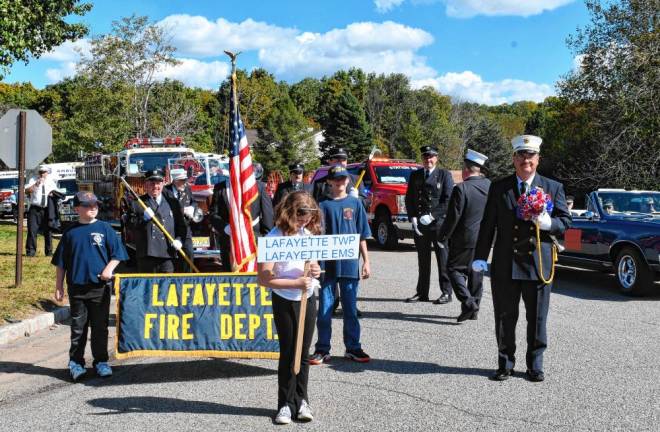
[311,158,422,249]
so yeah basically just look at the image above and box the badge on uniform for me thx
[343,207,354,220]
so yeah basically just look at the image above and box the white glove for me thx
[472,260,488,272]
[349,188,359,198]
[171,239,183,251]
[535,212,552,231]
[419,214,434,226]
[183,206,195,218]
[411,217,423,236]
[224,224,231,235]
[143,207,155,221]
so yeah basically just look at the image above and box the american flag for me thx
[228,80,258,272]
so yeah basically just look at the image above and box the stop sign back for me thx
[0,109,52,169]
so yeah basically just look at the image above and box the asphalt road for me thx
[1,240,659,431]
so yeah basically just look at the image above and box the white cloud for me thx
[45,62,77,83]
[374,0,406,13]
[412,71,554,104]
[374,0,574,17]
[40,15,553,104]
[41,39,91,62]
[155,58,230,89]
[157,15,298,57]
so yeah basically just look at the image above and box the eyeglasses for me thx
[296,208,317,217]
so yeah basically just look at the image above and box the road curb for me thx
[0,306,70,345]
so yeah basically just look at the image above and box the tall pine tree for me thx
[321,89,373,161]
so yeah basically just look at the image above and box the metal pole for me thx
[14,111,26,287]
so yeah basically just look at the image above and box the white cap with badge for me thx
[511,135,542,153]
[465,149,488,167]
[170,168,187,181]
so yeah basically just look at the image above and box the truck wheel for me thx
[375,214,398,249]
[615,247,652,296]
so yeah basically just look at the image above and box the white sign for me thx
[257,234,360,263]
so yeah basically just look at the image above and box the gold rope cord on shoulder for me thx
[535,222,557,284]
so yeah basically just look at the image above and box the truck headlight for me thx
[396,195,407,214]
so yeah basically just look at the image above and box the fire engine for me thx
[65,137,229,269]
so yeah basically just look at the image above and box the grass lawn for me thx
[0,222,62,324]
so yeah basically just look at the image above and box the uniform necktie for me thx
[40,183,46,207]
[424,170,429,180]
[520,181,528,195]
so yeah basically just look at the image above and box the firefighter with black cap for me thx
[438,149,491,322]
[312,147,364,203]
[404,145,454,304]
[273,162,312,208]
[127,168,187,273]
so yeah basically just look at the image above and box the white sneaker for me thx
[275,405,292,425]
[297,400,313,422]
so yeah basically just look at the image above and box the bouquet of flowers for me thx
[517,187,553,221]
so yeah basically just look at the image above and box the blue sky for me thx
[3,0,590,105]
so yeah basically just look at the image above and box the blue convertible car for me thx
[558,189,660,296]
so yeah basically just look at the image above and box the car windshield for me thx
[129,152,192,174]
[598,192,660,215]
[57,179,78,194]
[0,178,18,189]
[374,166,416,184]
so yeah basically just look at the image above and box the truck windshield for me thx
[598,192,660,215]
[129,152,192,174]
[374,166,416,184]
[58,179,78,194]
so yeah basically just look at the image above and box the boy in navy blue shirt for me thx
[52,192,128,381]
[310,166,372,364]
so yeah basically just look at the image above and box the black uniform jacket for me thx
[474,174,571,282]
[405,166,455,225]
[272,180,312,208]
[209,179,274,238]
[438,175,491,249]
[129,193,187,259]
[163,183,197,239]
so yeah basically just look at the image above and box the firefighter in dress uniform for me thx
[128,169,188,273]
[273,162,312,208]
[404,145,454,304]
[472,135,571,382]
[163,168,197,272]
[438,149,491,322]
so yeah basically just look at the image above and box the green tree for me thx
[289,77,322,122]
[77,15,179,138]
[0,0,92,78]
[463,116,511,180]
[558,0,659,190]
[321,89,373,161]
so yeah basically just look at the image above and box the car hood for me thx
[606,214,660,226]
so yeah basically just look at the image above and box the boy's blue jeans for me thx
[315,277,361,353]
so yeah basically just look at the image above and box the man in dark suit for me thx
[163,168,198,272]
[209,162,274,271]
[404,145,454,304]
[473,135,571,382]
[273,162,311,208]
[128,169,188,273]
[438,149,491,322]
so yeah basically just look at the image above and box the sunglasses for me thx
[515,151,539,158]
[296,208,317,217]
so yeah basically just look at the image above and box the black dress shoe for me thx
[489,369,513,381]
[525,369,545,382]
[405,294,429,303]
[456,310,475,322]
[470,311,478,320]
[433,294,452,304]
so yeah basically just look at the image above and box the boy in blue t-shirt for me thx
[310,165,372,364]
[52,192,128,381]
